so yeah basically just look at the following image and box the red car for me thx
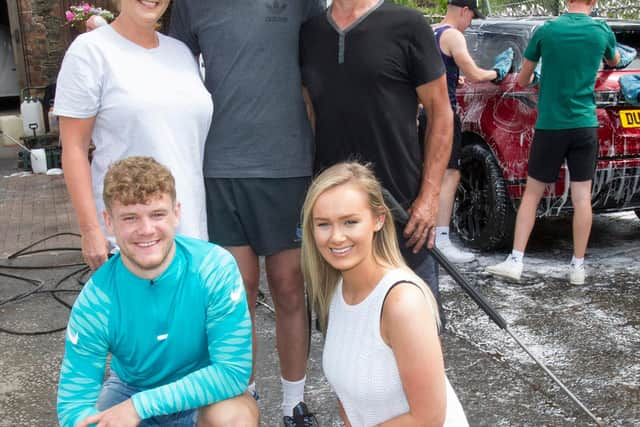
[452,17,640,250]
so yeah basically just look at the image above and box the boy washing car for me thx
[431,0,513,263]
[485,0,633,284]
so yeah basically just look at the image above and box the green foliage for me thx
[390,0,417,6]
[394,0,640,18]
[390,0,446,15]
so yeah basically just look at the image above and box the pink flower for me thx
[82,3,91,12]
[65,11,75,21]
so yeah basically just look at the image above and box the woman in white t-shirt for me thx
[55,0,213,270]
[300,162,468,427]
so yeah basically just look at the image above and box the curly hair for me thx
[103,156,176,210]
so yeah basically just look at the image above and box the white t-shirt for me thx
[55,26,213,241]
[323,268,469,427]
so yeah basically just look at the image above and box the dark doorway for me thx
[0,0,19,108]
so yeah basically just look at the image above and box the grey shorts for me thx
[204,177,310,256]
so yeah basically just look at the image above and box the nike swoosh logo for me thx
[67,329,79,345]
[230,287,242,302]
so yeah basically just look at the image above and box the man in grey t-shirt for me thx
[170,1,325,423]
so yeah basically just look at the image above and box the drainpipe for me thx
[6,0,30,88]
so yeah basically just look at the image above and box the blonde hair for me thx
[103,156,176,210]
[301,162,439,333]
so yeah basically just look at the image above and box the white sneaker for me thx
[485,256,523,281]
[436,239,475,263]
[569,264,585,285]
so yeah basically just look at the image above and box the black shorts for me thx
[204,177,310,256]
[448,114,462,170]
[528,127,598,183]
[417,109,462,170]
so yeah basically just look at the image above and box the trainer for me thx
[57,157,257,427]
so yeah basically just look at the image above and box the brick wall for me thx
[17,0,69,88]
[16,0,171,89]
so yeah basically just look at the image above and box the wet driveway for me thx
[440,211,639,426]
[0,182,637,426]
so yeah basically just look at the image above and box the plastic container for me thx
[30,148,47,173]
[0,115,25,146]
[19,146,62,171]
[46,145,62,169]
[21,97,45,137]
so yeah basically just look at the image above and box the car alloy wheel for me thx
[453,144,515,251]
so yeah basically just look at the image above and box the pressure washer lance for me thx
[381,189,604,426]
[0,129,33,153]
[256,289,275,313]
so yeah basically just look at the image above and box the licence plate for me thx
[620,110,640,128]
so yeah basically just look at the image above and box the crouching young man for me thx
[57,156,258,427]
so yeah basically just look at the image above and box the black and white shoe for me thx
[282,402,319,427]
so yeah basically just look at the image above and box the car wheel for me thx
[453,144,515,251]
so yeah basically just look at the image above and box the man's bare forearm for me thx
[403,76,453,250]
[420,84,453,200]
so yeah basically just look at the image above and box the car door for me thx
[457,22,539,183]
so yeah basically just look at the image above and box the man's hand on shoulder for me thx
[75,399,140,427]
[85,15,108,32]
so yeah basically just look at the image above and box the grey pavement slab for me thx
[0,146,78,259]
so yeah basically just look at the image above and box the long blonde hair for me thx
[301,162,439,333]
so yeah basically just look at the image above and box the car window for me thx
[605,28,640,70]
[462,22,640,73]
[464,30,530,73]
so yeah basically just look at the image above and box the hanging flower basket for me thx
[65,3,115,30]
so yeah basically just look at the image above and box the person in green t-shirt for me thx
[485,0,621,285]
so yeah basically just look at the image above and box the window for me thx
[464,23,537,73]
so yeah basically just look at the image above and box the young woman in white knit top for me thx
[301,162,468,426]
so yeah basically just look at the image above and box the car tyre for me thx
[453,144,515,251]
